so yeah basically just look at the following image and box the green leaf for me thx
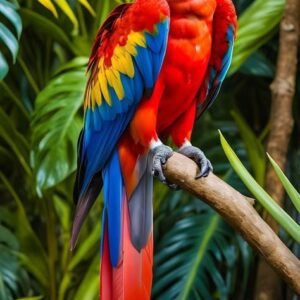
[0,173,49,288]
[53,56,88,75]
[37,0,95,30]
[0,224,30,299]
[16,297,43,300]
[0,1,22,38]
[68,220,101,271]
[55,0,79,34]
[0,21,18,63]
[0,108,31,175]
[231,109,266,185]
[0,207,14,227]
[20,8,77,55]
[179,214,220,300]
[78,0,96,16]
[59,200,101,300]
[234,235,254,296]
[239,51,275,78]
[0,0,21,80]
[0,273,8,300]
[0,225,19,250]
[53,195,71,231]
[0,227,19,296]
[153,200,242,300]
[31,58,87,193]
[230,0,284,74]
[219,131,300,242]
[267,153,300,212]
[38,0,58,17]
[0,52,8,80]
[73,255,99,300]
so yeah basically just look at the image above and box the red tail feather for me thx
[100,198,153,299]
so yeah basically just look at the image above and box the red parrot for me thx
[71,0,237,299]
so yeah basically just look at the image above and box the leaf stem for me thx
[180,214,220,300]
[43,194,58,300]
[0,81,30,119]
[77,5,88,39]
[17,56,40,94]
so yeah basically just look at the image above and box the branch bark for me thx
[164,153,300,294]
[255,0,300,298]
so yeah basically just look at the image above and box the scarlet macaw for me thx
[71,0,237,299]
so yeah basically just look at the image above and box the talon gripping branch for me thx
[70,0,237,299]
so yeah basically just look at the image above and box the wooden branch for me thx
[163,153,300,294]
[255,0,300,297]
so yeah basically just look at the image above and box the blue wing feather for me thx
[72,17,170,258]
[197,25,235,118]
[134,46,155,89]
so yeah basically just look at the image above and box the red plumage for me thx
[73,1,237,299]
[89,0,169,67]
[101,199,153,299]
[130,0,237,147]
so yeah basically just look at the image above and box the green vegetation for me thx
[0,0,299,299]
[220,132,300,242]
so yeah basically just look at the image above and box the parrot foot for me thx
[151,144,178,189]
[178,145,213,178]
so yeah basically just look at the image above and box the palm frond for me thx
[0,0,22,80]
[153,199,251,300]
[0,210,31,300]
[38,0,95,34]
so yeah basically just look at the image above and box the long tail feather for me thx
[101,200,153,299]
[100,147,153,299]
[100,226,113,300]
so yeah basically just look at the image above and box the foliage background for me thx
[0,0,299,299]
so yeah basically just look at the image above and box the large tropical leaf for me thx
[0,108,31,175]
[31,57,88,194]
[0,173,49,288]
[0,215,31,300]
[239,50,275,78]
[153,199,251,300]
[230,0,284,73]
[0,0,22,80]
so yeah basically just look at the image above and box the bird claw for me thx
[167,182,180,191]
[151,144,179,189]
[178,145,213,178]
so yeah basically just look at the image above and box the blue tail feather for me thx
[102,148,124,267]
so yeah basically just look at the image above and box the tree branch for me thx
[255,0,300,297]
[164,153,300,294]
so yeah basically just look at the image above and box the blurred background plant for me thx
[0,0,299,299]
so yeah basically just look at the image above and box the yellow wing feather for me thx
[92,81,102,106]
[85,30,147,109]
[98,71,112,106]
